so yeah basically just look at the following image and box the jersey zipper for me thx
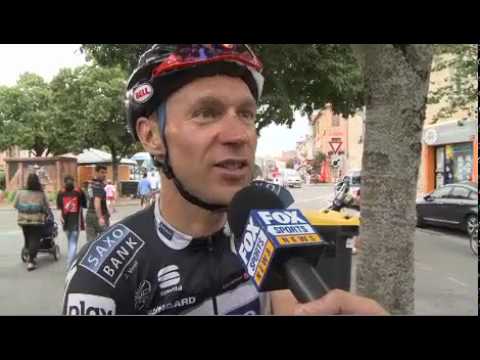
[207,236,219,315]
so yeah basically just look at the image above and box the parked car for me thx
[282,169,303,188]
[334,170,361,208]
[416,182,478,236]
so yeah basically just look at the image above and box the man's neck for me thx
[159,181,226,238]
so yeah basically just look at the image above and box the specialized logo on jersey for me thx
[79,224,145,287]
[67,294,116,315]
[157,265,183,296]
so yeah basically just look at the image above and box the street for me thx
[0,184,477,315]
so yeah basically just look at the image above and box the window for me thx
[351,176,361,186]
[450,187,470,199]
[432,186,452,199]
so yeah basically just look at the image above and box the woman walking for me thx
[14,173,50,271]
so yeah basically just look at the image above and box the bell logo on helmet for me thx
[133,84,154,104]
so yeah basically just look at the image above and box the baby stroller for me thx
[21,208,60,262]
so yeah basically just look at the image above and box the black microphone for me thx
[228,184,331,303]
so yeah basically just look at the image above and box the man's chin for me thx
[209,183,249,207]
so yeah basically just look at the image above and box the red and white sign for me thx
[133,84,154,104]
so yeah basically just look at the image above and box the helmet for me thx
[126,44,264,140]
[125,44,265,212]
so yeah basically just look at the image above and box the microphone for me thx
[250,180,295,208]
[228,184,331,303]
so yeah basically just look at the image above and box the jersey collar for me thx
[153,202,235,252]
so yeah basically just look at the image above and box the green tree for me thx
[0,73,61,156]
[428,44,477,123]
[50,65,142,184]
[311,151,326,173]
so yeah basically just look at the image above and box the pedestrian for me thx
[57,175,87,269]
[149,171,160,192]
[148,171,161,205]
[104,180,117,214]
[85,165,110,242]
[137,172,152,208]
[63,44,386,315]
[14,173,50,271]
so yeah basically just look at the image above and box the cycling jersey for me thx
[62,203,271,315]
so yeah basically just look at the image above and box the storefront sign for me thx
[422,119,477,146]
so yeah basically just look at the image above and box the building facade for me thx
[421,119,478,194]
[310,104,365,182]
[419,53,478,194]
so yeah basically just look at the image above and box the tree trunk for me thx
[352,45,433,314]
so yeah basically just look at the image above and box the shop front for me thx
[421,119,478,194]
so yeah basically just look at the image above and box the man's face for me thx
[97,169,107,182]
[164,75,258,206]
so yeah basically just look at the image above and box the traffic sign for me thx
[331,155,342,168]
[329,141,343,154]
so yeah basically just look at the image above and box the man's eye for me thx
[239,110,256,121]
[193,108,220,119]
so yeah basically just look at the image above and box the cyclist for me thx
[63,44,386,315]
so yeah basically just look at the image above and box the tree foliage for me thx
[0,64,141,183]
[428,44,478,122]
[311,151,326,172]
[81,44,365,131]
[0,73,59,156]
[50,65,142,182]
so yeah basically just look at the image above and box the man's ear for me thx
[136,116,166,157]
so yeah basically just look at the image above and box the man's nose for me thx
[218,110,252,145]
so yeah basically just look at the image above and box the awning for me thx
[423,118,477,146]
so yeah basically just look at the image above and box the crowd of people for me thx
[13,163,163,272]
[13,164,121,272]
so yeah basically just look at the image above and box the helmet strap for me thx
[153,102,228,213]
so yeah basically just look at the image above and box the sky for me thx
[0,44,311,157]
[0,44,86,85]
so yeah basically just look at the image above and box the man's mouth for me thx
[214,159,249,172]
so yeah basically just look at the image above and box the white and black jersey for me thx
[62,204,271,315]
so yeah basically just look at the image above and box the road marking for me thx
[447,276,468,288]
[415,261,433,271]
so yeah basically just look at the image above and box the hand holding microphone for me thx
[228,183,331,303]
[228,182,388,315]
